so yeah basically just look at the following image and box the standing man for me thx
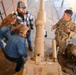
[51,9,76,55]
[14,1,34,51]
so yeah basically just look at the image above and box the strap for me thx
[65,20,72,28]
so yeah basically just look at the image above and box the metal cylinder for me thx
[52,39,57,62]
[34,0,46,62]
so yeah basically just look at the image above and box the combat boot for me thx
[29,46,33,51]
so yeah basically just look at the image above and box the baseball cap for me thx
[17,1,26,9]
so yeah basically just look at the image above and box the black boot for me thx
[29,46,33,51]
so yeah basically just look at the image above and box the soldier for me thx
[51,9,76,55]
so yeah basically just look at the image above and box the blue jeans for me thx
[0,39,4,49]
[4,52,24,72]
[26,31,32,47]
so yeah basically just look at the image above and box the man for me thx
[51,9,76,55]
[14,1,34,51]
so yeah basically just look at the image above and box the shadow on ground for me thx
[0,49,16,75]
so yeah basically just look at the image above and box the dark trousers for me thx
[26,31,32,47]
[4,53,24,72]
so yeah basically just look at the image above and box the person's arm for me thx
[51,19,61,31]
[29,14,34,30]
[74,25,76,33]
[51,23,59,31]
[11,25,21,31]
[71,23,76,33]
[65,23,76,34]
[65,28,71,33]
[17,38,27,58]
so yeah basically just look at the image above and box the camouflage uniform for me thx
[55,18,76,54]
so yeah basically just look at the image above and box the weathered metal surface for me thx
[52,39,57,62]
[33,0,46,61]
[23,59,63,75]
[23,0,63,75]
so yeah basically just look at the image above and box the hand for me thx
[29,28,32,30]
[51,27,54,31]
[65,28,70,33]
[51,24,57,31]
[11,27,15,31]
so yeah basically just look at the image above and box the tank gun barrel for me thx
[34,0,46,62]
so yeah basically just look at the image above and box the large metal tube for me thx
[52,39,57,62]
[23,0,27,8]
[34,0,46,62]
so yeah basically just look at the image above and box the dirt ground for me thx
[0,49,16,75]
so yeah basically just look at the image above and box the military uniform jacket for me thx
[55,18,76,42]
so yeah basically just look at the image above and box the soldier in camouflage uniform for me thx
[51,9,76,55]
